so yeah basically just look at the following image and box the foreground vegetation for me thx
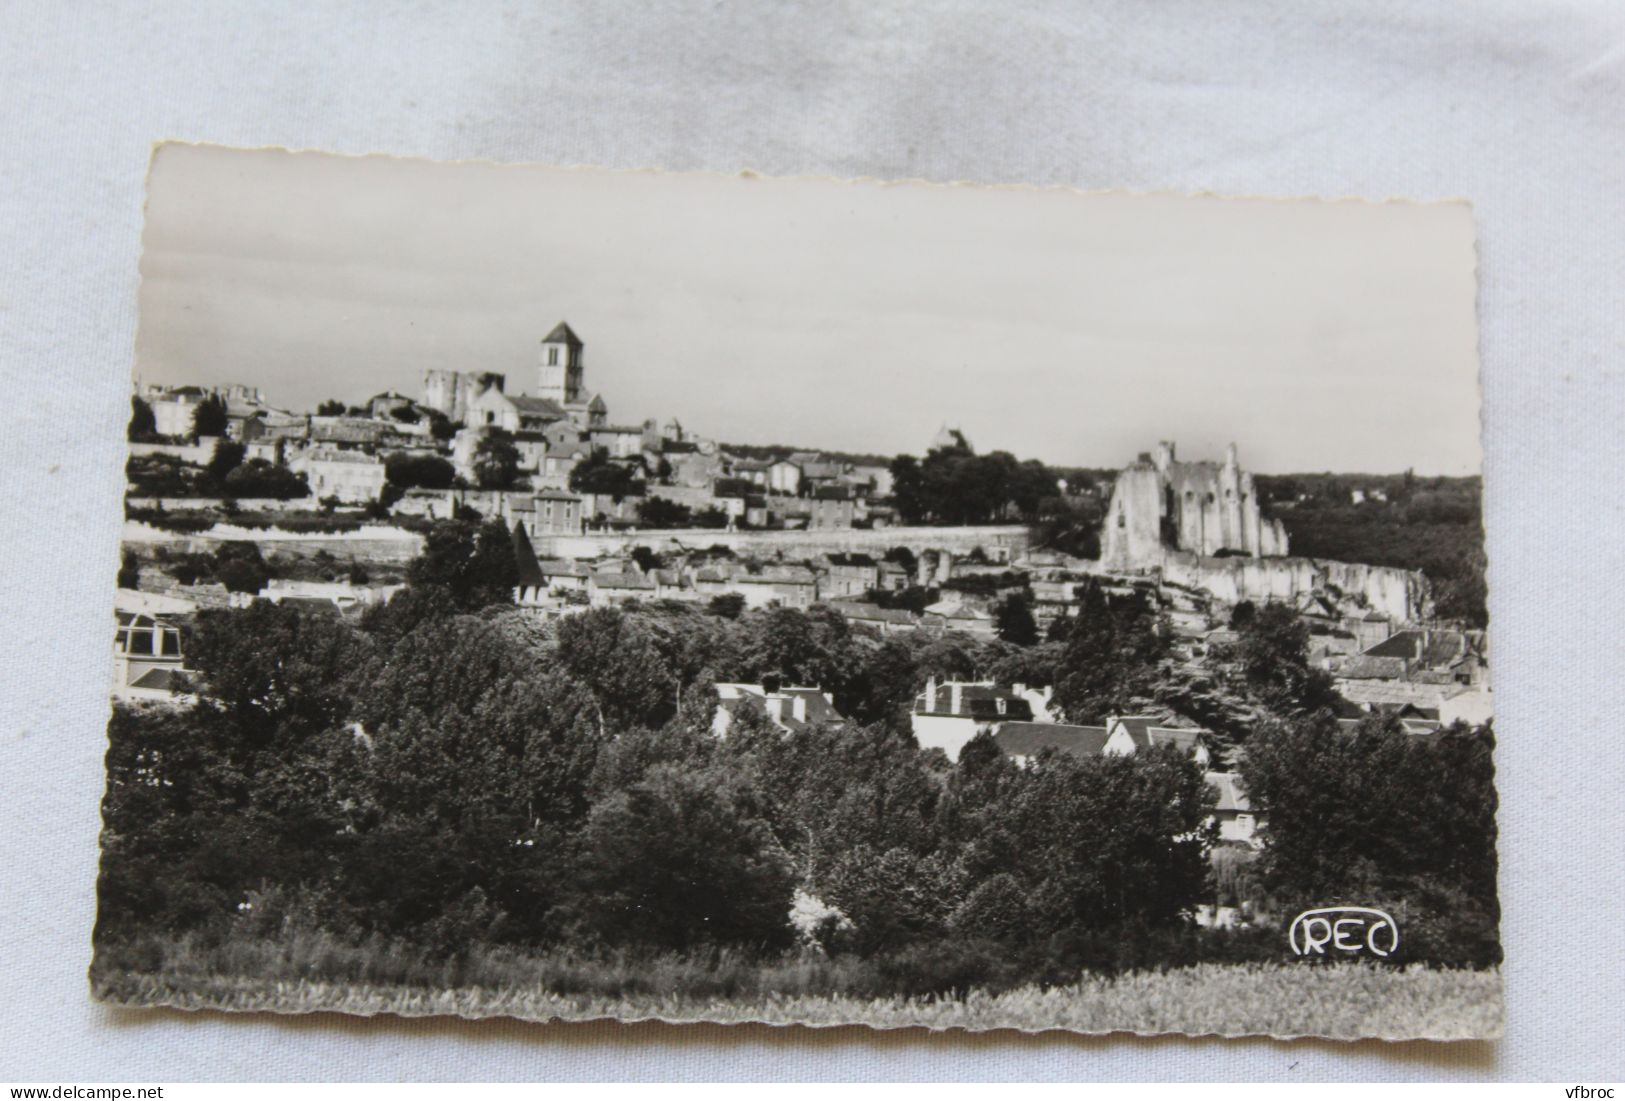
[94,949,1501,1041]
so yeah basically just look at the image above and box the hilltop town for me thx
[118,321,1491,853]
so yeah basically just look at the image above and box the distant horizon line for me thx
[134,375,1478,480]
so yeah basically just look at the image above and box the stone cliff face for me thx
[1094,442,1431,623]
[1157,552,1433,624]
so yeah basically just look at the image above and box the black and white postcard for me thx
[96,144,1498,1041]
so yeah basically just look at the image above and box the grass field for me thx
[93,961,1502,1042]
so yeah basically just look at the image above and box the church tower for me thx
[536,321,585,405]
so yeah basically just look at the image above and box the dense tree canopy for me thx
[1051,580,1170,724]
[569,449,644,501]
[890,447,1060,525]
[385,453,457,491]
[471,429,521,490]
[97,513,1498,988]
[1242,713,1499,966]
[127,396,156,441]
[189,395,228,440]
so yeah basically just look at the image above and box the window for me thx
[547,347,559,366]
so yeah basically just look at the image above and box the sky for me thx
[135,144,1483,475]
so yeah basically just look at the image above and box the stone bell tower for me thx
[536,321,585,405]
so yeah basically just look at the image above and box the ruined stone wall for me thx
[1101,465,1166,569]
[1104,444,1287,566]
[535,524,1033,563]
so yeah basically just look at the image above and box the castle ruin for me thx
[1101,441,1288,569]
[1095,440,1431,624]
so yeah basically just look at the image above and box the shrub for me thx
[872,938,1025,999]
[949,873,1035,945]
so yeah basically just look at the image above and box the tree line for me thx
[97,517,1498,996]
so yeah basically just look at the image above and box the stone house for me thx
[825,600,920,636]
[148,386,207,438]
[588,424,647,459]
[993,722,1111,767]
[690,562,818,609]
[587,570,657,607]
[816,553,880,599]
[910,678,1035,761]
[728,458,772,487]
[511,490,583,538]
[308,416,390,451]
[1102,714,1213,766]
[113,591,192,703]
[766,459,803,496]
[713,680,847,737]
[807,488,856,530]
[1207,771,1261,847]
[876,560,911,591]
[469,388,569,433]
[920,599,997,639]
[289,448,386,503]
[850,463,895,499]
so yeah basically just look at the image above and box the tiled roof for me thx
[1146,726,1203,753]
[915,683,1034,721]
[129,667,187,691]
[827,601,918,626]
[923,600,993,621]
[298,447,384,465]
[1206,772,1252,813]
[995,722,1110,759]
[508,395,569,418]
[543,321,583,347]
[1335,680,1459,708]
[1111,715,1158,749]
[1335,655,1409,680]
[1363,628,1478,667]
[593,572,656,590]
[308,420,386,444]
[716,684,848,732]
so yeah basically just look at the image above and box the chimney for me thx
[923,675,937,713]
[950,681,963,716]
[791,695,806,722]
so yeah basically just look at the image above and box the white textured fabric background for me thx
[2,0,1622,1082]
